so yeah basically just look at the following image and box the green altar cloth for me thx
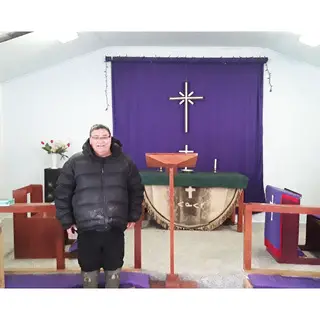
[139,171,249,189]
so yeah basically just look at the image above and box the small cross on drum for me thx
[185,186,196,199]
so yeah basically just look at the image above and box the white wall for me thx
[1,46,320,207]
[1,50,112,198]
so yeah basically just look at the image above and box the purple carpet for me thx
[248,274,320,288]
[69,240,78,252]
[5,271,150,288]
[297,247,305,257]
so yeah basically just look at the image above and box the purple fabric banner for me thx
[109,57,267,202]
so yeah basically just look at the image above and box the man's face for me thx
[89,129,111,157]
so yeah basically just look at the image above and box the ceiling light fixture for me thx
[298,33,320,47]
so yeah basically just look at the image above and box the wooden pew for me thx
[11,184,61,259]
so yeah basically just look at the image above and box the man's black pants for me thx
[77,228,125,272]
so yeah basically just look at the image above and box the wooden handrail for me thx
[243,202,320,271]
[0,203,55,214]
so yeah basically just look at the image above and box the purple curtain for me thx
[108,57,267,203]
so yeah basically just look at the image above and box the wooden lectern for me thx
[145,152,198,288]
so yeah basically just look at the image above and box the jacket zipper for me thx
[101,166,107,224]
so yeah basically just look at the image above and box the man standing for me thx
[54,124,144,288]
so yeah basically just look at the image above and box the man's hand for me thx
[67,224,77,239]
[127,222,135,229]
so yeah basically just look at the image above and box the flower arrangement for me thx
[41,139,71,160]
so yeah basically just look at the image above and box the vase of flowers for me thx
[41,139,71,168]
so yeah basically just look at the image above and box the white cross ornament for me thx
[169,81,204,133]
[185,186,196,199]
[178,144,194,172]
[270,194,274,221]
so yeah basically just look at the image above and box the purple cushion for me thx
[5,271,150,288]
[248,274,320,288]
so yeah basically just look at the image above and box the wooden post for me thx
[0,223,5,288]
[134,214,142,269]
[30,185,43,217]
[237,190,245,232]
[55,222,65,270]
[243,205,252,270]
[169,167,175,276]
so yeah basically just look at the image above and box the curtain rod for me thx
[104,56,269,64]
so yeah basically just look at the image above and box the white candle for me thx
[214,158,217,172]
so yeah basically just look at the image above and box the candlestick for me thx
[214,158,217,173]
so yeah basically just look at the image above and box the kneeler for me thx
[264,185,320,265]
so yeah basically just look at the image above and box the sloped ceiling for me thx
[0,31,31,44]
[0,31,319,83]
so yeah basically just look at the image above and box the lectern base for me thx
[165,274,198,288]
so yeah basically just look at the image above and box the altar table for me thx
[140,171,248,231]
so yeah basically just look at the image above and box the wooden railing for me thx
[243,202,320,271]
[0,202,64,269]
[0,184,143,274]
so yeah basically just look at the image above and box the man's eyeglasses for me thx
[91,136,111,141]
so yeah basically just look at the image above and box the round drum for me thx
[144,185,241,230]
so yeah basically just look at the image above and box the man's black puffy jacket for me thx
[54,138,144,232]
